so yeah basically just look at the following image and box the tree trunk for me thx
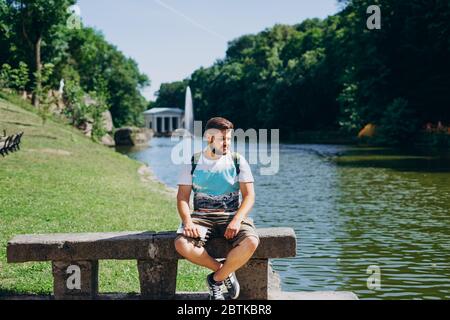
[32,35,42,108]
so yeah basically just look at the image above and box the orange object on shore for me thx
[358,123,376,138]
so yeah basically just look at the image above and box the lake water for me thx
[119,137,450,300]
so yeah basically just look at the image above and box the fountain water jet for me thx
[184,86,194,136]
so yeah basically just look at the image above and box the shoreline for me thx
[136,163,178,198]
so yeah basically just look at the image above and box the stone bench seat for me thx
[7,227,296,300]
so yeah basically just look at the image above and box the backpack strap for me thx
[232,152,240,176]
[190,152,202,175]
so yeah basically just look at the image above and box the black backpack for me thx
[191,152,240,175]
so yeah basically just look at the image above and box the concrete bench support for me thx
[137,259,178,299]
[52,260,98,300]
[235,259,269,300]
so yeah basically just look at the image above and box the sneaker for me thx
[206,273,225,300]
[224,272,240,299]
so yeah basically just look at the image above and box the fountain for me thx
[184,86,194,135]
[173,86,194,137]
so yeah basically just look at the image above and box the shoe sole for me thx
[206,277,225,300]
[227,275,240,300]
[229,284,240,300]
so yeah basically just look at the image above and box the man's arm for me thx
[177,185,200,238]
[224,182,255,240]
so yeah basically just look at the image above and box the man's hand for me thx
[224,218,242,240]
[183,221,201,238]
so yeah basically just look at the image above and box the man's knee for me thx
[242,235,259,252]
[174,235,191,254]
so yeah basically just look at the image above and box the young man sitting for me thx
[174,117,260,300]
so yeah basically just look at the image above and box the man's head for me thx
[204,117,234,155]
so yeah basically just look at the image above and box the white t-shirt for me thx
[177,151,254,215]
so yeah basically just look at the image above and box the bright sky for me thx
[76,0,340,101]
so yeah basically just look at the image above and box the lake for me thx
[119,137,450,300]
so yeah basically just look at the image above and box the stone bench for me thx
[7,227,296,300]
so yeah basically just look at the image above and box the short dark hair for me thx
[205,117,234,131]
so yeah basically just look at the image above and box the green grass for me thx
[0,94,208,296]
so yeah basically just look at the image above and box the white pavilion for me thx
[143,107,184,135]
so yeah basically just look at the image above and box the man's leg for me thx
[213,236,259,282]
[174,236,222,272]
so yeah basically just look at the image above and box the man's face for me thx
[206,129,233,155]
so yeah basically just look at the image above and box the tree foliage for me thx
[155,0,450,144]
[0,0,150,128]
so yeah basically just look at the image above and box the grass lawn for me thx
[0,94,208,297]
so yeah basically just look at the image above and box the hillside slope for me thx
[0,95,206,296]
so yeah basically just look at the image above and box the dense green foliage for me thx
[152,80,187,109]
[0,0,149,128]
[154,0,450,144]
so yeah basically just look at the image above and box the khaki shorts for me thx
[175,214,260,249]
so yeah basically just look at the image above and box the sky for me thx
[76,0,340,101]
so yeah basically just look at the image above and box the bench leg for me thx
[235,259,269,300]
[52,260,99,300]
[137,259,178,299]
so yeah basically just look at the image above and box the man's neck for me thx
[204,146,224,160]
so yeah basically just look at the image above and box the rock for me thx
[114,127,134,146]
[101,110,114,133]
[134,132,148,145]
[144,128,154,139]
[172,128,192,137]
[100,134,115,147]
[83,95,97,107]
[114,127,152,146]
[79,121,93,137]
[47,90,64,115]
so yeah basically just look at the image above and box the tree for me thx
[6,0,75,106]
[153,81,188,109]
[0,0,12,63]
[12,61,29,94]
[0,61,29,94]
[376,98,420,145]
[65,27,150,127]
[35,62,55,124]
